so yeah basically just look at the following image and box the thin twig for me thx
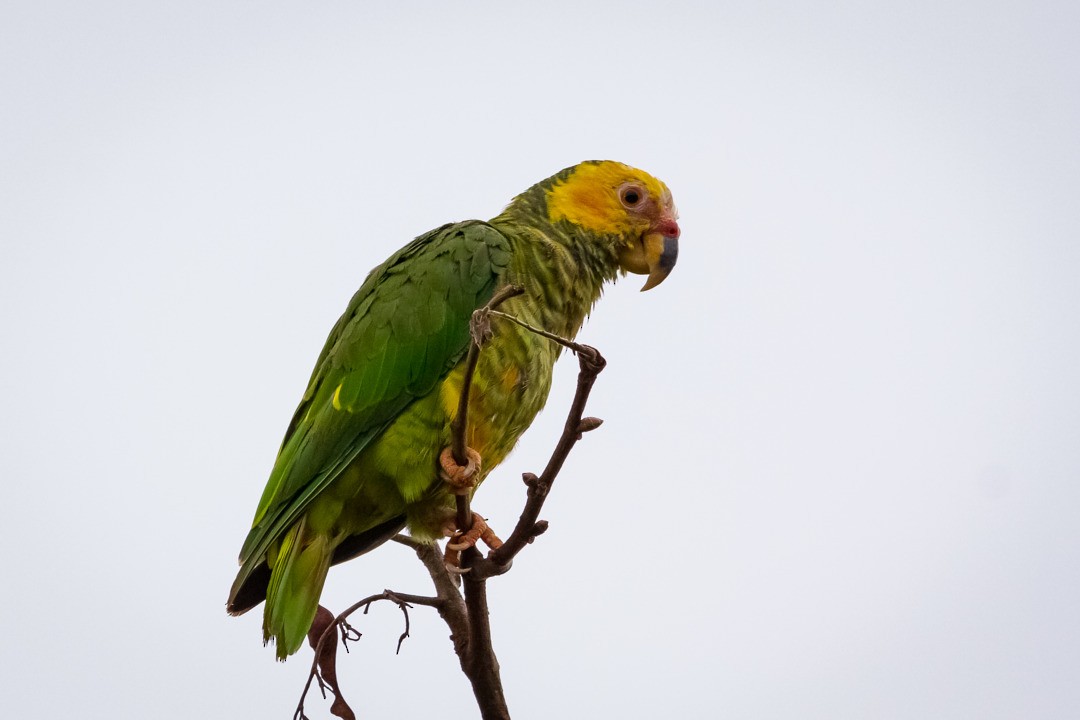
[488,310,596,355]
[294,592,419,720]
[478,345,606,577]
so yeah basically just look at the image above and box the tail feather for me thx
[263,518,332,660]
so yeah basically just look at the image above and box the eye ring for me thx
[619,184,646,209]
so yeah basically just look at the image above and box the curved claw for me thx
[439,446,482,495]
[447,515,503,552]
[442,514,504,571]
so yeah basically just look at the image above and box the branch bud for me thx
[527,520,549,543]
[576,417,604,434]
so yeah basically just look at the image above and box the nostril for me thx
[657,218,680,239]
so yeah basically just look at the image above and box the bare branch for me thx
[441,317,607,718]
[294,303,609,720]
[395,534,471,660]
[477,345,606,577]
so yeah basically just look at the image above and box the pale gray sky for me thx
[2,1,1078,718]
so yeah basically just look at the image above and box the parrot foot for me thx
[443,515,504,569]
[439,446,482,495]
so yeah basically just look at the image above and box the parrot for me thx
[227,160,680,659]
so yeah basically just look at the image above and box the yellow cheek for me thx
[544,161,669,238]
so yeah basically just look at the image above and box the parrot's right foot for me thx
[443,514,503,570]
[439,446,482,495]
[447,514,503,553]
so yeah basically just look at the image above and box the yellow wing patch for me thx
[439,367,464,420]
[331,383,344,411]
[501,366,521,394]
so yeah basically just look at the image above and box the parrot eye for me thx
[619,184,646,209]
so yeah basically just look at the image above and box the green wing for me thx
[229,221,511,605]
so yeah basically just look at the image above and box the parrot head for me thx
[543,160,680,291]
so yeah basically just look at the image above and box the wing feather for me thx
[232,221,511,594]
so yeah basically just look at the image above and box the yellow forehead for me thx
[545,161,670,236]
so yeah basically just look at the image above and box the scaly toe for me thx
[439,446,483,495]
[446,515,504,552]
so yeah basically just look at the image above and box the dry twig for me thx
[296,591,425,720]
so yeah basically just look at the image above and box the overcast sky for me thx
[2,1,1078,718]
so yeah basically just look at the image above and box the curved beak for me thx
[618,216,680,291]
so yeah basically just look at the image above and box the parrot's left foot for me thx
[444,514,503,569]
[439,446,482,495]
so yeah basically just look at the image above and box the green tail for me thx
[263,518,332,660]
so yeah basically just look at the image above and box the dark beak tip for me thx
[660,236,679,271]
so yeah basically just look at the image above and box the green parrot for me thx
[227,160,680,659]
